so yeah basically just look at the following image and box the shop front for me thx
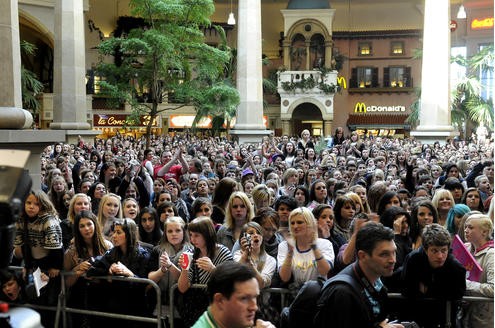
[92,113,162,138]
[346,101,411,138]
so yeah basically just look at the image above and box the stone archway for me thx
[19,11,54,92]
[291,102,323,137]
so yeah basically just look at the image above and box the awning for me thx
[347,114,410,129]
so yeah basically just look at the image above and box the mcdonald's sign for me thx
[337,76,347,89]
[354,102,406,113]
[354,102,367,113]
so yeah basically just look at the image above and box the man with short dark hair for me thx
[192,262,275,328]
[315,222,404,328]
[401,224,466,328]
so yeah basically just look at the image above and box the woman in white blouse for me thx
[234,221,276,288]
[277,207,334,287]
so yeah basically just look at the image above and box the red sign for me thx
[450,20,458,32]
[93,114,160,127]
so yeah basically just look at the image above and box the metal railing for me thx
[3,266,493,328]
[388,293,494,328]
[58,271,163,328]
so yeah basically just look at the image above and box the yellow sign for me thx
[337,76,347,89]
[354,102,406,113]
[354,102,367,113]
[471,17,494,30]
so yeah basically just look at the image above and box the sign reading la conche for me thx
[354,102,406,113]
[93,114,160,127]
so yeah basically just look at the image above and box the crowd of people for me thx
[1,127,494,328]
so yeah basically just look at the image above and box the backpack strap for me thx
[316,266,375,324]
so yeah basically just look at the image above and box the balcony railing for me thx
[278,70,338,95]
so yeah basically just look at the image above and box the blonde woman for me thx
[61,193,92,249]
[252,184,273,212]
[462,213,494,328]
[216,191,255,250]
[278,207,334,287]
[432,188,455,227]
[96,193,123,239]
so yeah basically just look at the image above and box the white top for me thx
[277,238,334,286]
[234,250,277,287]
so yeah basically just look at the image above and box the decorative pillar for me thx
[51,0,91,131]
[0,1,67,184]
[283,41,291,69]
[323,120,332,137]
[230,0,270,143]
[325,40,333,69]
[305,40,311,70]
[281,119,291,137]
[0,0,33,128]
[411,0,455,143]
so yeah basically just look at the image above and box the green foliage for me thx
[314,137,328,154]
[406,88,421,128]
[280,74,338,94]
[96,0,239,144]
[20,41,44,114]
[451,45,494,135]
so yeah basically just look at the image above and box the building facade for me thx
[17,0,494,139]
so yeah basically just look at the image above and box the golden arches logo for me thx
[337,76,347,89]
[354,102,367,113]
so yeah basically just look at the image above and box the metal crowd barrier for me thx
[4,266,493,328]
[388,293,494,328]
[58,271,163,328]
[168,283,206,328]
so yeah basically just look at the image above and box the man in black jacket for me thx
[401,224,466,328]
[314,222,404,328]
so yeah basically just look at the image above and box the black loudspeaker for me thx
[0,152,32,269]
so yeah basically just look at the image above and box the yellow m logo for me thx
[337,76,347,89]
[354,102,367,113]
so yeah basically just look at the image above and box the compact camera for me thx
[243,233,252,249]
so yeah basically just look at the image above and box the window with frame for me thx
[358,42,372,56]
[384,66,411,87]
[391,41,404,55]
[351,67,378,88]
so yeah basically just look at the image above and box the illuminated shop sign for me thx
[354,102,406,113]
[337,76,347,89]
[169,115,212,128]
[169,115,268,128]
[471,17,494,30]
[93,114,160,127]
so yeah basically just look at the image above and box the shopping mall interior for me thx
[15,0,494,139]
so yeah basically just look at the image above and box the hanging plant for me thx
[318,82,339,94]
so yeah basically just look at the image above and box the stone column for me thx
[230,0,270,143]
[411,0,455,143]
[323,120,332,137]
[283,41,291,69]
[305,40,311,70]
[0,1,69,184]
[325,40,333,69]
[51,0,91,131]
[0,0,33,129]
[281,119,291,137]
